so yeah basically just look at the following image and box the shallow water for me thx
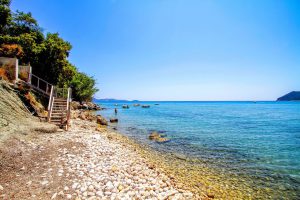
[96,101,300,199]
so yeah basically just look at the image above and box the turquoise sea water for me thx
[96,101,300,198]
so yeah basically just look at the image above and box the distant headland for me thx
[277,91,300,101]
[93,98,139,102]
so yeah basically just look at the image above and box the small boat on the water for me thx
[142,105,150,108]
[133,104,140,107]
[122,105,129,109]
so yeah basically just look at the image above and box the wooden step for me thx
[52,111,67,114]
[51,114,67,117]
[50,118,65,122]
[52,109,66,112]
[53,102,67,105]
[54,100,67,103]
[51,115,66,118]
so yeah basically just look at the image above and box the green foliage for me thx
[70,72,99,102]
[0,0,98,101]
[33,33,72,84]
[0,0,11,33]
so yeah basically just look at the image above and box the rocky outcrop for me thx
[71,101,102,110]
[96,115,108,126]
[70,101,81,110]
[0,80,57,143]
[277,91,300,101]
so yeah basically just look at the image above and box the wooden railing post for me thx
[66,88,70,111]
[66,87,72,130]
[28,66,32,83]
[47,85,54,122]
[15,58,19,84]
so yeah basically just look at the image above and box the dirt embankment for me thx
[0,80,57,144]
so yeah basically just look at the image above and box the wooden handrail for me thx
[47,85,54,122]
[47,85,54,111]
[29,73,54,95]
[30,73,52,86]
[66,87,72,130]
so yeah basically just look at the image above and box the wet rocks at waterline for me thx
[110,118,118,123]
[70,101,102,110]
[96,115,108,126]
[149,131,170,143]
[142,105,150,108]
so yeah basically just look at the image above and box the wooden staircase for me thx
[47,87,72,130]
[49,98,68,126]
[1,57,72,130]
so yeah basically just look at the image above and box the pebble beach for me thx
[0,118,196,200]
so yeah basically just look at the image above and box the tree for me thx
[32,33,72,84]
[0,0,98,101]
[70,72,99,102]
[0,0,11,33]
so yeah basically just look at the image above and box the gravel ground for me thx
[0,119,196,200]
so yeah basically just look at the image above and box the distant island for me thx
[93,98,139,102]
[277,91,300,101]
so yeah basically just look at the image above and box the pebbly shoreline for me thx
[0,118,197,200]
[59,119,195,199]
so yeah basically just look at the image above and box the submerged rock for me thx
[149,131,170,143]
[110,118,118,123]
[156,137,170,143]
[149,132,160,140]
[122,105,129,109]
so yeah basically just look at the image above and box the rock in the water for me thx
[156,137,170,143]
[96,115,108,125]
[149,132,160,140]
[142,105,150,108]
[110,118,118,123]
[122,105,129,109]
[149,131,170,143]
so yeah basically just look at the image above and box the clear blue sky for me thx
[11,0,300,101]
